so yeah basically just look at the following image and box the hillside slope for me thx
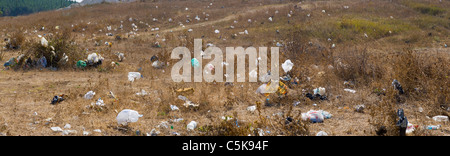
[0,0,448,136]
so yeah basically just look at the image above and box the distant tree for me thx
[0,0,77,16]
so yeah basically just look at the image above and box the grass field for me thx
[0,0,448,136]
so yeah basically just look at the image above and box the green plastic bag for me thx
[77,60,87,68]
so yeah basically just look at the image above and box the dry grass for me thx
[0,0,448,136]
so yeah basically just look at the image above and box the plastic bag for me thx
[116,109,143,125]
[84,91,95,99]
[301,110,332,123]
[128,72,141,82]
[281,60,294,73]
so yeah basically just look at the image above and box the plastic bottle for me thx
[426,125,441,130]
[187,121,197,131]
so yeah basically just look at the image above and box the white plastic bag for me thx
[301,110,331,123]
[84,91,95,99]
[128,72,141,82]
[247,105,256,112]
[281,60,294,73]
[116,109,143,125]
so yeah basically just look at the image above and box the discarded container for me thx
[426,125,441,130]
[214,29,220,34]
[84,91,95,99]
[116,109,143,126]
[281,60,294,73]
[432,115,449,122]
[187,121,197,131]
[128,72,141,82]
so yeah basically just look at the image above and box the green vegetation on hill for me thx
[0,0,76,17]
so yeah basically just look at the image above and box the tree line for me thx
[0,0,77,16]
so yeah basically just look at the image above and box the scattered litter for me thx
[128,72,142,82]
[95,98,105,107]
[355,105,365,113]
[301,110,332,123]
[187,121,197,131]
[392,79,404,94]
[115,52,125,62]
[426,125,441,130]
[40,36,48,47]
[178,95,189,101]
[176,88,194,93]
[51,95,65,105]
[64,124,71,129]
[314,87,326,96]
[136,89,148,96]
[316,131,328,136]
[51,127,63,132]
[93,129,102,133]
[86,53,104,66]
[84,91,95,99]
[221,116,233,121]
[116,109,143,126]
[406,123,417,134]
[183,101,199,108]
[62,130,77,135]
[344,88,356,94]
[170,105,180,111]
[172,118,184,122]
[247,105,256,112]
[281,60,294,73]
[214,29,220,34]
[191,58,200,68]
[293,101,300,106]
[109,91,116,99]
[76,60,87,68]
[432,115,449,122]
